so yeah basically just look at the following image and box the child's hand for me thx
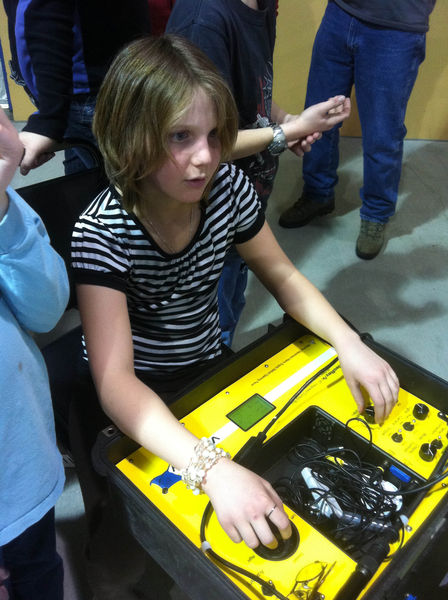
[300,95,351,133]
[288,131,322,157]
[202,458,292,548]
[18,131,57,175]
[0,108,24,213]
[336,337,399,423]
[279,97,350,150]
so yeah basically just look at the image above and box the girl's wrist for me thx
[281,115,305,142]
[331,326,361,355]
[180,437,230,495]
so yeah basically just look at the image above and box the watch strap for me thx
[267,124,287,156]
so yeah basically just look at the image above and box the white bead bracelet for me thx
[180,437,230,495]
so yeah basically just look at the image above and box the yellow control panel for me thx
[116,334,448,600]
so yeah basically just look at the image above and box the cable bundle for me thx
[274,440,401,556]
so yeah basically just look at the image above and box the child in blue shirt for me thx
[0,108,69,600]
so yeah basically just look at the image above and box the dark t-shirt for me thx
[333,0,436,33]
[167,0,278,204]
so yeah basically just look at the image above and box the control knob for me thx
[413,403,429,421]
[419,442,436,462]
[431,437,443,450]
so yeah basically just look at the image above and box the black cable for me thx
[344,416,373,458]
[273,440,401,553]
[263,357,340,436]
[199,501,290,600]
[381,468,448,496]
[234,357,340,469]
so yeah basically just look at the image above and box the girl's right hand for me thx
[201,457,291,548]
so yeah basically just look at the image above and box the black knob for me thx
[419,442,436,462]
[392,432,403,443]
[431,438,443,450]
[364,405,376,424]
[413,403,429,420]
[403,421,414,431]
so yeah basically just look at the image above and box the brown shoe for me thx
[356,219,386,259]
[279,195,335,228]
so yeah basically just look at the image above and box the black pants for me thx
[0,509,63,600]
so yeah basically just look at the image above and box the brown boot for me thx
[356,219,386,259]
[279,195,334,228]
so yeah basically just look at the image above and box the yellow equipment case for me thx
[94,318,448,600]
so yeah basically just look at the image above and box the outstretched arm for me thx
[77,283,292,549]
[237,222,399,423]
[271,101,321,157]
[231,96,350,160]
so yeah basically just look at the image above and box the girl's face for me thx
[143,88,222,208]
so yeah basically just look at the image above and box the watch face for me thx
[268,126,287,155]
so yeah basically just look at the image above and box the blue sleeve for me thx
[0,187,70,332]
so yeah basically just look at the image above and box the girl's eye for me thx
[170,131,189,143]
[209,128,219,140]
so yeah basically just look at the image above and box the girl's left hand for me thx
[337,338,400,423]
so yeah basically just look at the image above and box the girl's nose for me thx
[192,138,213,166]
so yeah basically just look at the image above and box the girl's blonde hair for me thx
[93,34,239,212]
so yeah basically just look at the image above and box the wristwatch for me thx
[267,124,288,156]
[256,114,288,156]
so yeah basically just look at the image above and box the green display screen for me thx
[226,394,275,431]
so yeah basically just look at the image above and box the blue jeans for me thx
[218,168,273,347]
[63,95,98,175]
[302,2,426,223]
[0,509,63,600]
[218,246,248,347]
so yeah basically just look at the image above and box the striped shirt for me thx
[71,163,264,376]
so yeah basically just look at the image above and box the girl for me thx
[72,34,399,552]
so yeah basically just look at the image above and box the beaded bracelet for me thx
[180,437,230,495]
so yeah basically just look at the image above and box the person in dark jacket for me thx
[3,0,151,174]
[167,0,322,345]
